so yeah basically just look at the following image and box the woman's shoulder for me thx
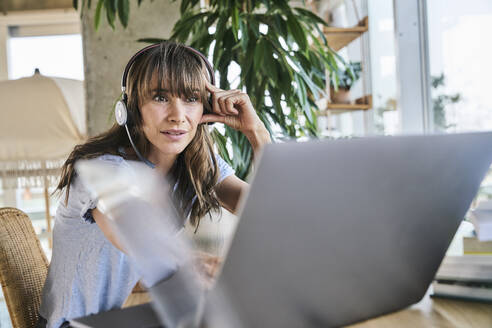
[73,153,128,176]
[58,153,127,224]
[214,153,235,183]
[72,153,130,195]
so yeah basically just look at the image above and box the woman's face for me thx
[139,82,204,160]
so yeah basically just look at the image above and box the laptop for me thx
[70,131,492,328]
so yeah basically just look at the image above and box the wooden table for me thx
[124,286,492,327]
[348,292,492,328]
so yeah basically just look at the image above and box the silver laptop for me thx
[204,131,492,327]
[71,131,492,328]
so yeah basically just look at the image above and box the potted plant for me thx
[330,61,362,104]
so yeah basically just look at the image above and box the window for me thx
[427,0,492,133]
[427,0,492,204]
[316,0,399,138]
[0,9,82,80]
[8,34,84,80]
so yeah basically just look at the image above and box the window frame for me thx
[0,8,80,80]
[393,0,433,134]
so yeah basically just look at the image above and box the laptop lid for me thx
[205,132,492,327]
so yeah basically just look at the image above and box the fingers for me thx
[201,80,255,130]
[201,91,252,127]
[200,113,225,125]
[200,113,240,131]
[218,91,241,115]
[210,90,223,116]
[203,77,243,116]
[204,78,220,92]
[211,89,241,116]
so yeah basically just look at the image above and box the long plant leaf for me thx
[104,0,116,29]
[117,0,129,28]
[94,0,104,30]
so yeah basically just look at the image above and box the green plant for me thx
[431,73,461,131]
[75,0,345,179]
[333,61,361,91]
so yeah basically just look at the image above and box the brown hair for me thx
[56,41,221,227]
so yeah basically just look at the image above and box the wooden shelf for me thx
[323,16,368,51]
[318,95,372,115]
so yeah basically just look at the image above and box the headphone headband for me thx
[120,43,215,92]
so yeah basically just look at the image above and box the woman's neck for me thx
[147,148,177,175]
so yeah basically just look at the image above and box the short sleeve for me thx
[60,154,125,224]
[67,175,99,224]
[216,154,235,184]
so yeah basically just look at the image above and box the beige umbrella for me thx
[0,70,87,247]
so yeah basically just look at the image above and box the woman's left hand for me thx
[200,80,270,153]
[200,79,261,132]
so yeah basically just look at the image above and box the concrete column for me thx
[81,1,181,136]
[0,24,8,80]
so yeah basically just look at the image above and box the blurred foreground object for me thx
[75,158,204,327]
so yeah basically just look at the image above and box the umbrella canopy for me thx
[0,72,87,189]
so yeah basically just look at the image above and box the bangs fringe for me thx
[135,46,210,109]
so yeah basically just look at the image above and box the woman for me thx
[37,41,270,328]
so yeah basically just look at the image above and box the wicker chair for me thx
[0,207,49,328]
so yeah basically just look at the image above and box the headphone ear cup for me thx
[115,100,128,126]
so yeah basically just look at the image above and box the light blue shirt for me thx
[39,154,234,328]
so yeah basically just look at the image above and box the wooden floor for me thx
[124,287,492,328]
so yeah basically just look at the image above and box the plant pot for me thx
[330,86,351,104]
